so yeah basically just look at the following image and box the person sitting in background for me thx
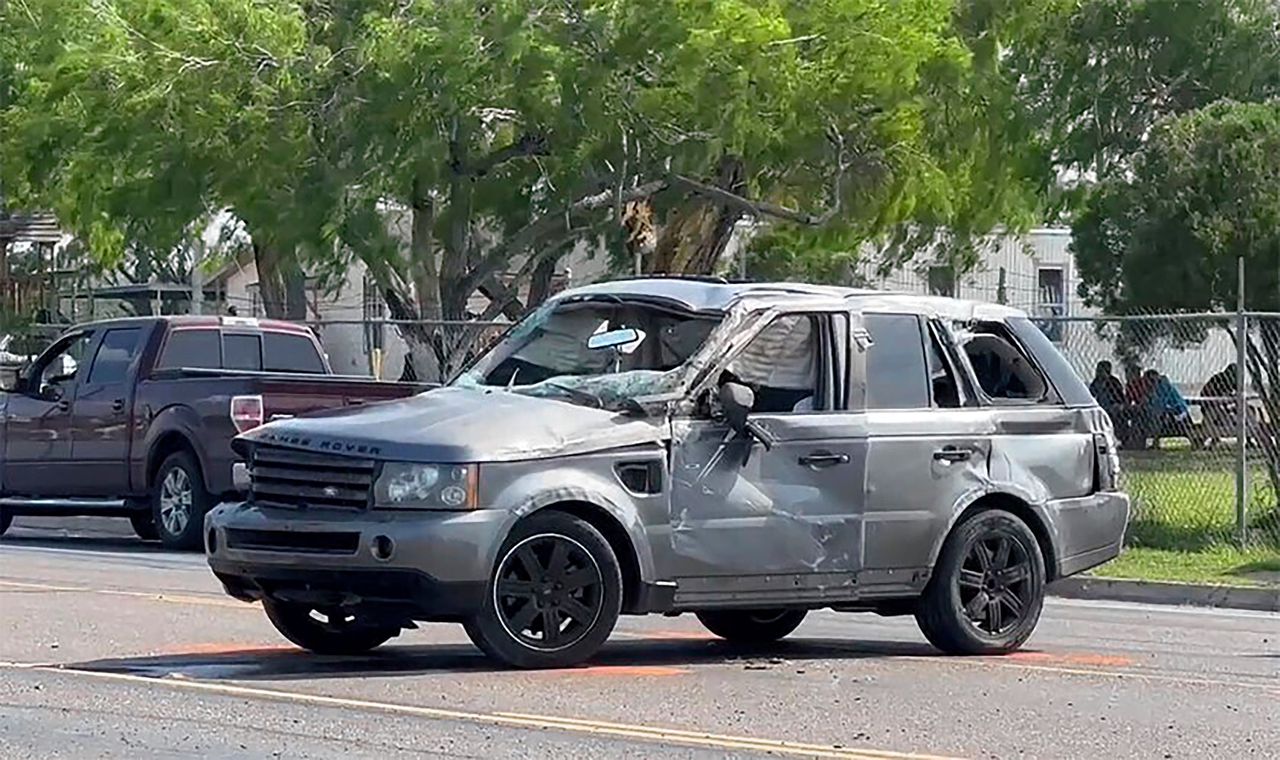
[1146,369,1191,448]
[1089,360,1126,424]
[1200,363,1239,447]
[1118,365,1155,448]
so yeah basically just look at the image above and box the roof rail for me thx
[612,273,730,284]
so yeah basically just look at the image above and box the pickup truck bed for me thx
[0,316,424,547]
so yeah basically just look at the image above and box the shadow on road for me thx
[0,534,182,555]
[61,637,940,681]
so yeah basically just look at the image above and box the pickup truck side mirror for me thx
[717,381,776,452]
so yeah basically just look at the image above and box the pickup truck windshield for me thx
[455,298,722,407]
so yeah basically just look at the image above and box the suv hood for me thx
[240,386,668,463]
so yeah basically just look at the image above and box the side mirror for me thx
[717,381,776,451]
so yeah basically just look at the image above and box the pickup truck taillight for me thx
[230,394,265,433]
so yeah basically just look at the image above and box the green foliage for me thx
[1073,100,1280,313]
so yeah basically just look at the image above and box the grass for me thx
[1089,446,1280,585]
[1092,546,1280,587]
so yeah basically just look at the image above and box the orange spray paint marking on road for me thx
[1003,651,1135,668]
[548,664,690,677]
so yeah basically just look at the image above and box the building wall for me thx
[854,228,1234,393]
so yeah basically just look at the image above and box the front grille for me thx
[249,445,375,510]
[225,528,360,555]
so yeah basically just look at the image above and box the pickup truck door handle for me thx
[56,399,71,413]
[933,446,972,463]
[798,451,850,468]
[111,399,125,413]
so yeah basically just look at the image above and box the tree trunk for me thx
[410,174,441,321]
[648,155,745,275]
[254,241,288,319]
[527,255,558,309]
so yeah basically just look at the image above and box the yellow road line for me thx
[10,665,959,760]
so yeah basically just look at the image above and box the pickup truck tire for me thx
[915,509,1045,656]
[129,512,159,541]
[695,609,807,643]
[263,599,399,655]
[152,451,213,550]
[464,511,622,669]
[0,509,11,537]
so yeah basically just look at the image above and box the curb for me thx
[1049,576,1280,613]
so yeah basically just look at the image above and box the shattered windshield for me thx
[454,298,722,409]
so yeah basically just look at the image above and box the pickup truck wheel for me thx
[262,599,399,655]
[0,509,11,537]
[464,512,622,669]
[915,510,1045,655]
[152,451,212,550]
[129,513,159,541]
[695,609,807,644]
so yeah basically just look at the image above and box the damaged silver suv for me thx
[206,278,1129,668]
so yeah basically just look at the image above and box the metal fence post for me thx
[1235,257,1248,546]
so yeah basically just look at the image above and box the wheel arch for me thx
[146,427,205,490]
[934,492,1060,582]
[520,500,647,615]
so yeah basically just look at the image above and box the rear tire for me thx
[151,451,212,550]
[915,509,1045,655]
[129,512,159,541]
[263,599,399,655]
[464,511,622,669]
[696,609,807,644]
[0,509,12,537]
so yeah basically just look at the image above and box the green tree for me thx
[1073,100,1280,505]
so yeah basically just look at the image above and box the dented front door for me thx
[666,413,867,595]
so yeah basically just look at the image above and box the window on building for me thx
[927,266,956,298]
[1035,267,1066,342]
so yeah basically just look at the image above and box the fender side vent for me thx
[616,461,663,495]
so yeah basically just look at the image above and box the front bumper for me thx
[205,501,512,620]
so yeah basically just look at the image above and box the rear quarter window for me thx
[263,332,325,374]
[1005,316,1094,407]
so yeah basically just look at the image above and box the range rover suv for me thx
[206,279,1129,668]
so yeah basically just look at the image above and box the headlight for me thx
[374,463,479,509]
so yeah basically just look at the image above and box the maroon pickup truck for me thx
[0,316,424,547]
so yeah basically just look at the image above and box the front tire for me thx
[696,609,807,644]
[915,509,1045,655]
[464,511,622,669]
[263,599,399,655]
[129,512,159,541]
[151,451,212,550]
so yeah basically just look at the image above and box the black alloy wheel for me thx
[915,509,1045,655]
[494,533,605,651]
[956,532,1034,636]
[465,511,622,669]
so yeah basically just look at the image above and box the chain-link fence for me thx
[1038,313,1280,550]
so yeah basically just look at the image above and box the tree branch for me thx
[459,178,669,295]
[462,133,549,177]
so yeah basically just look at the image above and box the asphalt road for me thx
[1,516,1277,759]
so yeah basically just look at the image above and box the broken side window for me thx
[960,322,1052,403]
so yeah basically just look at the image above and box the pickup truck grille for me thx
[249,445,375,510]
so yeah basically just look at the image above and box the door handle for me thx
[111,399,126,414]
[56,399,70,413]
[798,451,850,468]
[933,446,972,463]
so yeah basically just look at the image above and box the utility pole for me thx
[191,236,205,315]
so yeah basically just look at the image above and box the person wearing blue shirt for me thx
[1144,369,1190,447]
